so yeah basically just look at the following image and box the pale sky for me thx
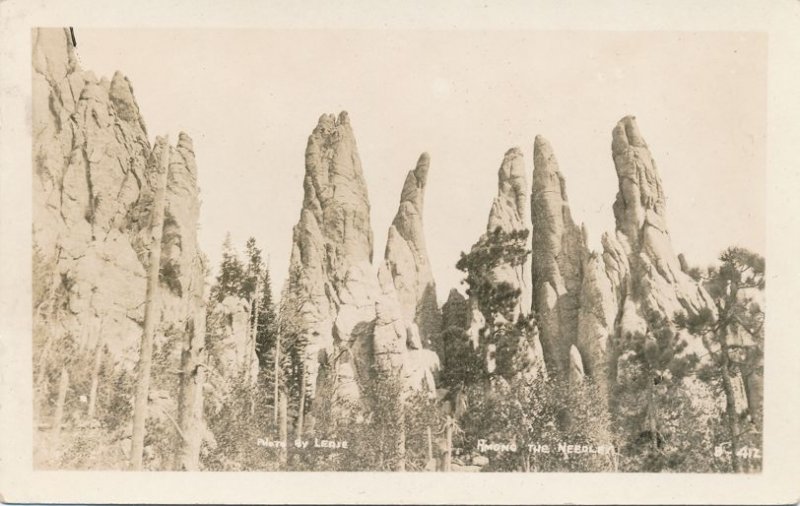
[74,29,766,302]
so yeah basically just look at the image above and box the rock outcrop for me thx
[286,112,440,409]
[530,135,590,376]
[284,111,378,404]
[603,116,715,347]
[529,119,717,390]
[206,296,258,385]
[457,147,544,377]
[486,147,533,318]
[382,153,442,352]
[32,28,207,467]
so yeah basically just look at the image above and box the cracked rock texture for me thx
[285,112,440,411]
[529,117,718,396]
[32,28,206,415]
[487,147,533,318]
[458,147,544,377]
[284,111,378,405]
[605,116,715,345]
[530,135,590,377]
[382,153,442,353]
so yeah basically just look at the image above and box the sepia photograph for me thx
[2,1,799,504]
[30,25,767,474]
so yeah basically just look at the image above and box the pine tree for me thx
[243,237,264,302]
[255,263,277,367]
[675,247,765,472]
[612,311,707,471]
[210,233,246,303]
[454,227,534,380]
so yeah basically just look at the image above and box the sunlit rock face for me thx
[33,28,205,367]
[285,113,440,409]
[528,118,720,400]
[382,153,441,391]
[457,147,545,378]
[487,147,533,319]
[383,153,442,353]
[284,111,378,403]
[530,135,589,377]
[32,28,206,428]
[599,116,717,376]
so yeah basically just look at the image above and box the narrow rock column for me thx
[530,135,588,377]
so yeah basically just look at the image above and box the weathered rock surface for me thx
[383,153,442,352]
[529,119,719,396]
[487,147,533,318]
[457,147,544,377]
[603,116,715,354]
[284,111,378,403]
[530,135,590,376]
[285,113,442,405]
[32,28,207,460]
[205,296,258,385]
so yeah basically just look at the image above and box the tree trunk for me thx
[444,416,453,471]
[173,305,206,471]
[35,333,54,390]
[130,137,170,470]
[278,390,288,465]
[719,336,742,472]
[273,329,281,428]
[247,284,260,417]
[295,369,306,441]
[87,324,105,419]
[426,425,433,465]
[52,367,69,444]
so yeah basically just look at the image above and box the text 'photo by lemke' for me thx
[32,27,765,472]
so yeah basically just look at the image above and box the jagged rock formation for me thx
[284,111,378,405]
[524,117,722,396]
[486,147,533,318]
[381,154,442,390]
[457,147,544,377]
[32,28,207,468]
[530,135,590,376]
[382,153,442,352]
[603,116,715,348]
[285,112,441,411]
[529,116,717,392]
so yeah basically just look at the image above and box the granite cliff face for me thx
[32,28,207,466]
[285,113,440,410]
[530,135,590,376]
[529,116,717,390]
[487,147,533,318]
[33,28,206,368]
[380,154,441,390]
[457,147,544,377]
[382,153,442,352]
[603,116,715,347]
[284,111,377,404]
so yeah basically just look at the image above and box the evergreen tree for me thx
[243,237,264,302]
[454,227,535,380]
[675,246,765,472]
[255,267,278,368]
[210,233,246,303]
[611,311,708,471]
